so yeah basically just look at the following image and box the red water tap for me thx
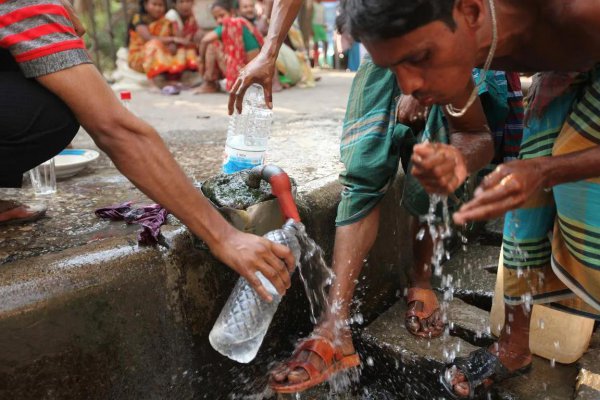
[247,165,301,222]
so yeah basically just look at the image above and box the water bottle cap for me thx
[120,91,132,101]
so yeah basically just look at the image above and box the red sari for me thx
[220,17,264,91]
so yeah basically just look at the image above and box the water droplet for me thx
[366,356,374,367]
[353,313,364,325]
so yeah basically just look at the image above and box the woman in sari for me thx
[165,0,202,77]
[196,1,264,94]
[128,0,194,90]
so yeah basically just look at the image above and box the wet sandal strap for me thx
[291,338,339,365]
[452,348,504,391]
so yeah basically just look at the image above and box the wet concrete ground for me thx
[0,71,352,265]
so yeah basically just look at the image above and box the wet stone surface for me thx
[433,244,500,312]
[358,297,578,399]
[0,71,351,266]
[358,299,479,399]
[575,331,600,400]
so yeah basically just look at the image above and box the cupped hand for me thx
[453,158,547,225]
[210,230,295,302]
[411,142,468,195]
[228,52,276,115]
[397,94,429,131]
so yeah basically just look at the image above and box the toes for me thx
[454,381,470,397]
[270,365,289,382]
[287,368,309,384]
[406,316,421,333]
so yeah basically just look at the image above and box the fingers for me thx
[453,176,523,224]
[263,83,273,109]
[235,82,249,115]
[412,143,435,159]
[228,78,243,115]
[256,256,289,297]
[411,147,461,193]
[245,270,273,303]
[265,249,291,289]
[475,165,506,196]
[270,242,295,272]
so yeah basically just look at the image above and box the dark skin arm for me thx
[228,0,303,113]
[411,79,494,194]
[135,25,175,45]
[36,64,294,302]
[135,25,177,54]
[453,147,600,224]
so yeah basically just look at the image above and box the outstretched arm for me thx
[37,64,294,302]
[453,146,600,224]
[228,0,303,114]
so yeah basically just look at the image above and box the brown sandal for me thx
[0,200,46,226]
[270,336,360,394]
[405,287,444,338]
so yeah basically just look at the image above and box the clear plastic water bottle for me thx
[209,220,302,363]
[222,84,272,174]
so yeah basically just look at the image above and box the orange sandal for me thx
[270,336,360,394]
[405,287,444,338]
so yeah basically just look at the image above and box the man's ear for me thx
[454,0,486,30]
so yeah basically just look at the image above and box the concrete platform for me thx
[0,71,352,266]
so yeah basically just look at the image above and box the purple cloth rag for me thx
[95,202,169,245]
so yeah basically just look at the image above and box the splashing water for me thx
[423,194,452,277]
[294,223,336,324]
[422,194,455,361]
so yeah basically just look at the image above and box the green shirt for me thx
[214,25,260,52]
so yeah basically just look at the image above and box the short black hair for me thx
[338,0,456,41]
[140,0,169,14]
[211,0,233,11]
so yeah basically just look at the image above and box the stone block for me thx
[433,244,500,311]
[575,348,600,400]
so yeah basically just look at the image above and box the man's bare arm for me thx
[261,0,303,60]
[454,145,600,224]
[228,0,303,113]
[37,64,294,302]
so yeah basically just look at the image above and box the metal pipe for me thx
[246,165,301,222]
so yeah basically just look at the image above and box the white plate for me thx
[55,149,100,178]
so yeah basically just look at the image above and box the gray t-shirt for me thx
[0,0,91,78]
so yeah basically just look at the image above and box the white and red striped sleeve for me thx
[0,0,91,77]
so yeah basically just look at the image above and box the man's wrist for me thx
[535,157,553,189]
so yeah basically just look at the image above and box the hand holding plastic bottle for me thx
[228,52,276,115]
[210,229,294,302]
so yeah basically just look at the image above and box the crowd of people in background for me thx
[126,0,328,95]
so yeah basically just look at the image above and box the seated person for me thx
[196,1,264,94]
[165,0,203,84]
[127,0,195,90]
[237,0,257,23]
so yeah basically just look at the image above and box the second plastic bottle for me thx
[222,84,272,174]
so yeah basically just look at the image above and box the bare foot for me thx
[405,287,444,338]
[0,200,46,225]
[194,81,219,94]
[449,340,532,397]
